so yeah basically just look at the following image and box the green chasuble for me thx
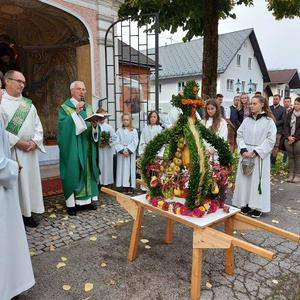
[57,99,100,200]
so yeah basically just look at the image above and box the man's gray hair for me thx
[70,81,84,90]
[4,70,20,81]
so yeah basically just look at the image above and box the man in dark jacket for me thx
[270,94,285,166]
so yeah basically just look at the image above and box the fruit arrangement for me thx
[141,80,233,217]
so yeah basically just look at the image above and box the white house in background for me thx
[150,28,270,112]
[267,69,300,102]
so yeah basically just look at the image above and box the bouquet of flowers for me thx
[100,131,111,148]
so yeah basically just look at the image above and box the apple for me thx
[176,159,182,166]
[175,151,182,158]
[174,187,181,196]
[160,166,164,172]
[177,148,181,153]
[177,142,184,149]
[174,165,180,173]
[170,162,175,169]
[179,137,185,143]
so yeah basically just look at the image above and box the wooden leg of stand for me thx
[128,205,144,261]
[224,217,234,275]
[191,247,203,300]
[165,218,174,244]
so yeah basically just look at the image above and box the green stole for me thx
[58,99,99,200]
[6,97,32,135]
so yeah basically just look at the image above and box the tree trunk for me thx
[201,0,219,99]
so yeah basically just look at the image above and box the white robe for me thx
[202,117,228,162]
[138,124,163,155]
[99,122,117,185]
[232,115,276,212]
[1,91,45,217]
[0,110,35,300]
[115,127,139,188]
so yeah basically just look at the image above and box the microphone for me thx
[80,96,86,111]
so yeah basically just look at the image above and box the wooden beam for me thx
[224,217,234,275]
[165,218,174,244]
[194,227,274,260]
[233,214,300,242]
[101,186,119,197]
[128,204,144,261]
[191,248,203,300]
[116,194,138,220]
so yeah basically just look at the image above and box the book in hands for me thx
[84,113,111,122]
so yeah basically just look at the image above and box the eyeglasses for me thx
[8,78,26,86]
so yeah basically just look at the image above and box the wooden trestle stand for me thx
[101,185,300,300]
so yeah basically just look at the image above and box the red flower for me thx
[209,200,219,213]
[180,206,192,216]
[192,207,205,217]
[162,202,169,211]
[151,199,159,207]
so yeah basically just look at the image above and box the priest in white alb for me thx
[1,70,45,227]
[0,88,35,299]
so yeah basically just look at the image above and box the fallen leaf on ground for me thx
[272,279,279,284]
[109,279,116,285]
[56,262,66,269]
[49,213,56,219]
[62,216,69,221]
[152,215,156,218]
[101,262,107,267]
[206,282,212,289]
[140,239,149,244]
[61,257,67,262]
[145,245,151,249]
[100,204,106,208]
[111,235,117,239]
[70,224,76,229]
[56,204,63,209]
[141,225,145,228]
[278,188,284,191]
[84,283,94,292]
[49,245,56,251]
[62,285,71,291]
[48,208,55,213]
[90,236,97,241]
[69,231,73,235]
[240,232,246,236]
[30,251,35,257]
[272,220,279,224]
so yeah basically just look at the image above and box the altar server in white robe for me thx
[232,95,276,218]
[0,89,35,300]
[115,113,139,191]
[1,70,45,227]
[201,99,228,162]
[97,108,117,186]
[138,110,163,155]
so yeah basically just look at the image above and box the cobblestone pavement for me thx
[22,178,300,300]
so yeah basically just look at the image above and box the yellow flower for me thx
[157,200,164,209]
[176,207,181,214]
[203,203,209,211]
[200,206,206,212]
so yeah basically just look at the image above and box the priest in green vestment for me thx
[57,81,100,216]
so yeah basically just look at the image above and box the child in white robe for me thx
[115,113,139,192]
[97,108,117,186]
[201,99,228,162]
[232,95,276,218]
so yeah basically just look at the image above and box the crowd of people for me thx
[1,70,300,299]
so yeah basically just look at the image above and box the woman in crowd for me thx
[201,99,228,161]
[232,95,276,218]
[238,93,251,123]
[115,113,139,193]
[283,97,300,183]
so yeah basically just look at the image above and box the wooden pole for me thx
[191,247,203,300]
[224,217,234,275]
[165,218,174,244]
[128,204,144,261]
[233,214,300,242]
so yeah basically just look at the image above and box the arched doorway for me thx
[0,0,92,141]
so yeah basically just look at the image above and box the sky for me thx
[159,0,300,71]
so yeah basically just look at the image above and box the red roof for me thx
[268,69,298,84]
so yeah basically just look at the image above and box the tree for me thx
[119,0,300,98]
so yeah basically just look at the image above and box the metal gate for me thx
[102,13,159,132]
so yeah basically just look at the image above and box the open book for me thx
[84,113,111,122]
